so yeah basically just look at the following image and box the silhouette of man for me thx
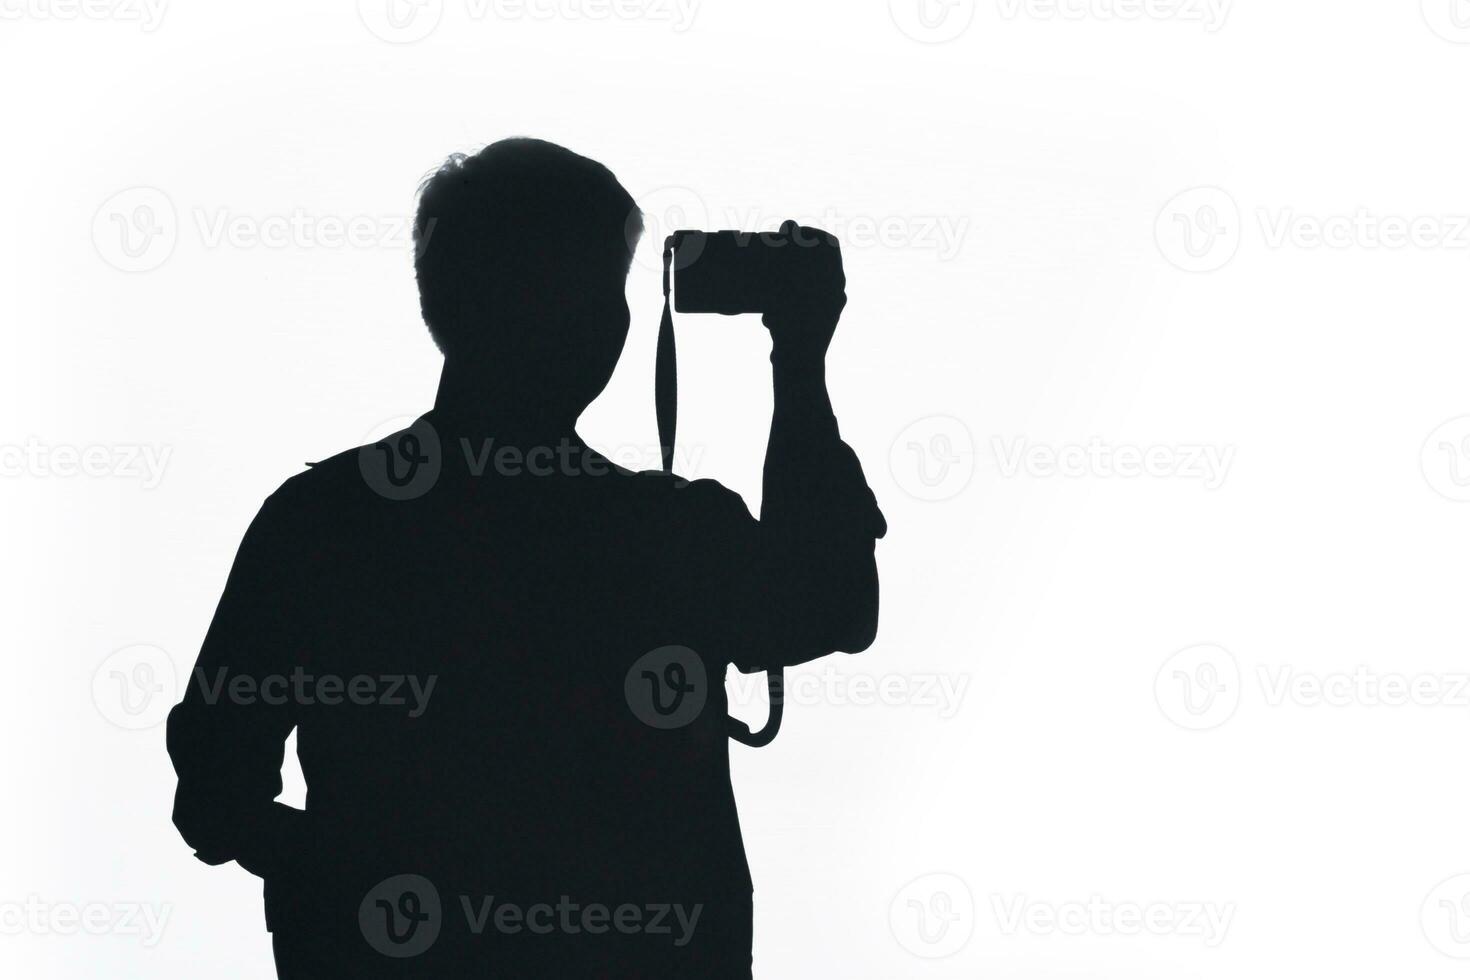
[167,138,885,978]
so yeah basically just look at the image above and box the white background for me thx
[5,0,1470,976]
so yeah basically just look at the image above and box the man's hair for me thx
[412,138,642,357]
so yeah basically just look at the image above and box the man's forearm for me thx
[762,349,883,533]
[756,347,885,657]
[763,350,843,526]
[167,680,303,877]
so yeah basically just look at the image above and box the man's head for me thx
[414,138,642,423]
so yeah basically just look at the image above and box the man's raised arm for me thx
[708,222,886,672]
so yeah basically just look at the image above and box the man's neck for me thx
[430,360,578,445]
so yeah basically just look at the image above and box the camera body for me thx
[667,229,792,315]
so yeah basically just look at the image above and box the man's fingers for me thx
[782,222,840,252]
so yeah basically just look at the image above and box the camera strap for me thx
[656,239,677,475]
[654,235,785,749]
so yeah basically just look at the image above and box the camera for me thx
[665,228,814,315]
[654,223,842,478]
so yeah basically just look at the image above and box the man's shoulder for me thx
[253,435,756,528]
[561,442,746,513]
[623,470,754,526]
[253,441,390,521]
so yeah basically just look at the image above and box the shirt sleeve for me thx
[166,485,311,878]
[684,422,885,675]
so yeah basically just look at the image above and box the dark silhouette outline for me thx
[167,138,885,978]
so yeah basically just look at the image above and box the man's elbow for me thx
[831,601,879,653]
[171,792,237,867]
[824,561,881,654]
[166,702,237,866]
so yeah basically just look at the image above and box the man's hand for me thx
[762,220,846,362]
